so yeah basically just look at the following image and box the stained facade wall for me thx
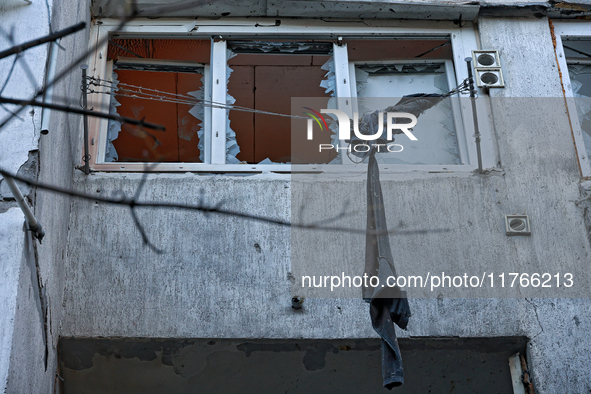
[2,1,591,392]
[63,16,591,393]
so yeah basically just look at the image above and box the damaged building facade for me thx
[2,0,591,392]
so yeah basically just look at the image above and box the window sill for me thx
[89,162,476,174]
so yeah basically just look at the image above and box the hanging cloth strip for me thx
[363,147,411,389]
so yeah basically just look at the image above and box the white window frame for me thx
[101,58,210,165]
[346,58,469,166]
[553,21,591,178]
[87,18,495,173]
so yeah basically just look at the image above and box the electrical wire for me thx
[87,76,310,120]
[87,75,471,122]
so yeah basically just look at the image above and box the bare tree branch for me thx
[0,55,24,120]
[0,168,450,239]
[0,14,130,129]
[0,27,40,92]
[0,50,18,95]
[129,205,164,254]
[0,95,166,131]
[0,22,86,60]
[0,0,216,129]
[125,166,165,253]
[0,0,451,254]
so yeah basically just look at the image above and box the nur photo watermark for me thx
[303,107,417,154]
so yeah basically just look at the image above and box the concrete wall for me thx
[35,0,90,384]
[60,16,591,393]
[2,1,591,392]
[5,213,49,394]
[89,0,591,20]
[0,1,52,393]
[33,0,92,392]
[0,0,90,392]
[477,16,591,391]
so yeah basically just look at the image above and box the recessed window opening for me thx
[88,28,488,171]
[105,39,211,163]
[226,40,334,164]
[346,39,460,165]
[565,39,591,163]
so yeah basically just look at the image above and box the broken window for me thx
[555,23,591,177]
[226,41,334,164]
[86,20,489,172]
[104,39,210,163]
[564,40,591,163]
[102,38,335,166]
[346,39,461,165]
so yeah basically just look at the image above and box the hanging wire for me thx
[86,75,472,122]
[444,77,472,97]
[87,76,310,120]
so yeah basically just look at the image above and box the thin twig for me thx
[0,22,86,60]
[0,168,450,238]
[0,95,166,131]
[0,18,126,129]
[415,41,450,58]
[129,206,164,254]
[108,39,145,58]
[0,51,24,120]
[0,27,40,92]
[0,55,18,95]
[0,0,453,254]
[563,44,591,59]
[0,0,215,130]
[125,164,164,252]
[0,28,31,120]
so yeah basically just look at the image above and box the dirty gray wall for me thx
[89,0,591,20]
[0,209,38,393]
[59,15,591,394]
[32,0,92,392]
[478,16,591,390]
[0,1,53,393]
[5,221,48,393]
[0,0,90,392]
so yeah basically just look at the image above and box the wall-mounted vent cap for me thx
[505,214,531,236]
[473,50,501,68]
[476,69,504,88]
[472,50,505,88]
